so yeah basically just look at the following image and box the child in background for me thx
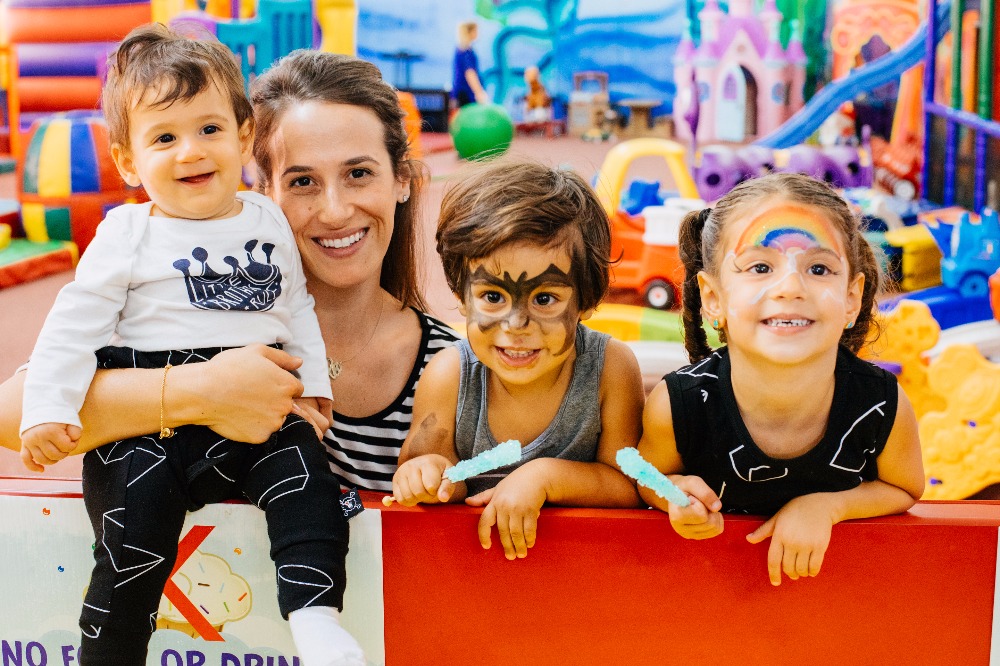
[19,25,363,665]
[638,173,923,586]
[523,65,552,122]
[390,158,644,559]
[451,21,490,107]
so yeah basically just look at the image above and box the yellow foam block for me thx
[0,224,10,251]
[865,299,943,418]
[919,344,1000,499]
[20,202,48,243]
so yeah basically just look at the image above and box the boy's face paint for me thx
[461,241,583,386]
[700,201,863,366]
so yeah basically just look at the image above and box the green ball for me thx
[449,103,514,161]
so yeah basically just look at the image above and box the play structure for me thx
[672,0,805,145]
[756,0,953,149]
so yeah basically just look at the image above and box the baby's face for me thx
[112,80,252,221]
[461,240,584,388]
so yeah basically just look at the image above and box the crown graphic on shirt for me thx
[172,240,282,312]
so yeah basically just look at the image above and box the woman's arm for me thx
[747,385,924,585]
[0,345,309,458]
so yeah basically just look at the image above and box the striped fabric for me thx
[323,310,459,492]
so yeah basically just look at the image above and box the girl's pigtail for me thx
[841,234,882,353]
[678,208,714,362]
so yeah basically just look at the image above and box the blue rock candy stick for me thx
[616,448,690,507]
[444,439,522,483]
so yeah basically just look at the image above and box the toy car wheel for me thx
[643,279,676,310]
[959,272,990,298]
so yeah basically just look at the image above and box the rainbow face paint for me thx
[734,204,845,257]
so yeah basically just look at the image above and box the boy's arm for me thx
[533,339,644,508]
[20,218,133,435]
[267,203,332,403]
[747,385,924,585]
[393,347,463,505]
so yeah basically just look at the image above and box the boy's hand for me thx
[746,493,835,586]
[20,422,81,473]
[466,464,547,560]
[293,397,333,439]
[391,454,455,506]
[666,475,724,540]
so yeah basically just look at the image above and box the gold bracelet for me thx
[159,363,175,439]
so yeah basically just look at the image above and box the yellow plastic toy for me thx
[883,225,943,292]
[592,138,699,218]
[864,299,944,418]
[920,344,1000,499]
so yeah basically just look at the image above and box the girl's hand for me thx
[666,475,724,540]
[391,454,455,506]
[746,493,835,586]
[185,345,304,443]
[466,463,547,560]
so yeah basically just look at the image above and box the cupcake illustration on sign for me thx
[157,549,252,637]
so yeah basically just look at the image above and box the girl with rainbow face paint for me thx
[637,173,924,587]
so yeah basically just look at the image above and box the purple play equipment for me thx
[694,141,873,202]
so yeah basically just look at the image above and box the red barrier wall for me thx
[1,479,997,665]
[379,499,1000,665]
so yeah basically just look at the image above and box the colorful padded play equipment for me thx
[3,0,151,157]
[19,111,136,255]
[449,103,514,161]
[920,343,1000,499]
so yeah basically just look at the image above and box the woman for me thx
[0,51,458,492]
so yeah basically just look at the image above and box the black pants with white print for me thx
[79,346,348,666]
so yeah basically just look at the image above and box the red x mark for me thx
[162,525,224,641]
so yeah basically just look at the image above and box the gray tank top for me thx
[454,324,609,495]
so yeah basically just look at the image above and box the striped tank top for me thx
[322,309,459,491]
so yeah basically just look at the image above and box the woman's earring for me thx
[400,194,409,203]
[845,321,855,330]
[712,319,721,330]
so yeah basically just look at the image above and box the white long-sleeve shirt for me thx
[21,191,331,434]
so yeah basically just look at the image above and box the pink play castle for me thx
[673,0,806,144]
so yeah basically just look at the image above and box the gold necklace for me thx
[327,294,385,381]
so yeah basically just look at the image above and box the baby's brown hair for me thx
[102,23,253,154]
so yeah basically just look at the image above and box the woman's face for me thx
[265,101,410,292]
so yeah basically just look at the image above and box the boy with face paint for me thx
[637,173,924,586]
[390,158,645,560]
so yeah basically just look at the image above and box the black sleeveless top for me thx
[664,346,898,516]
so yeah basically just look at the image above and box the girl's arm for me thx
[0,345,310,459]
[393,347,463,505]
[747,385,924,585]
[637,380,724,538]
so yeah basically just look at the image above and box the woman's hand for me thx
[465,462,547,560]
[746,493,836,586]
[666,475,724,540]
[293,397,333,440]
[180,344,305,443]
